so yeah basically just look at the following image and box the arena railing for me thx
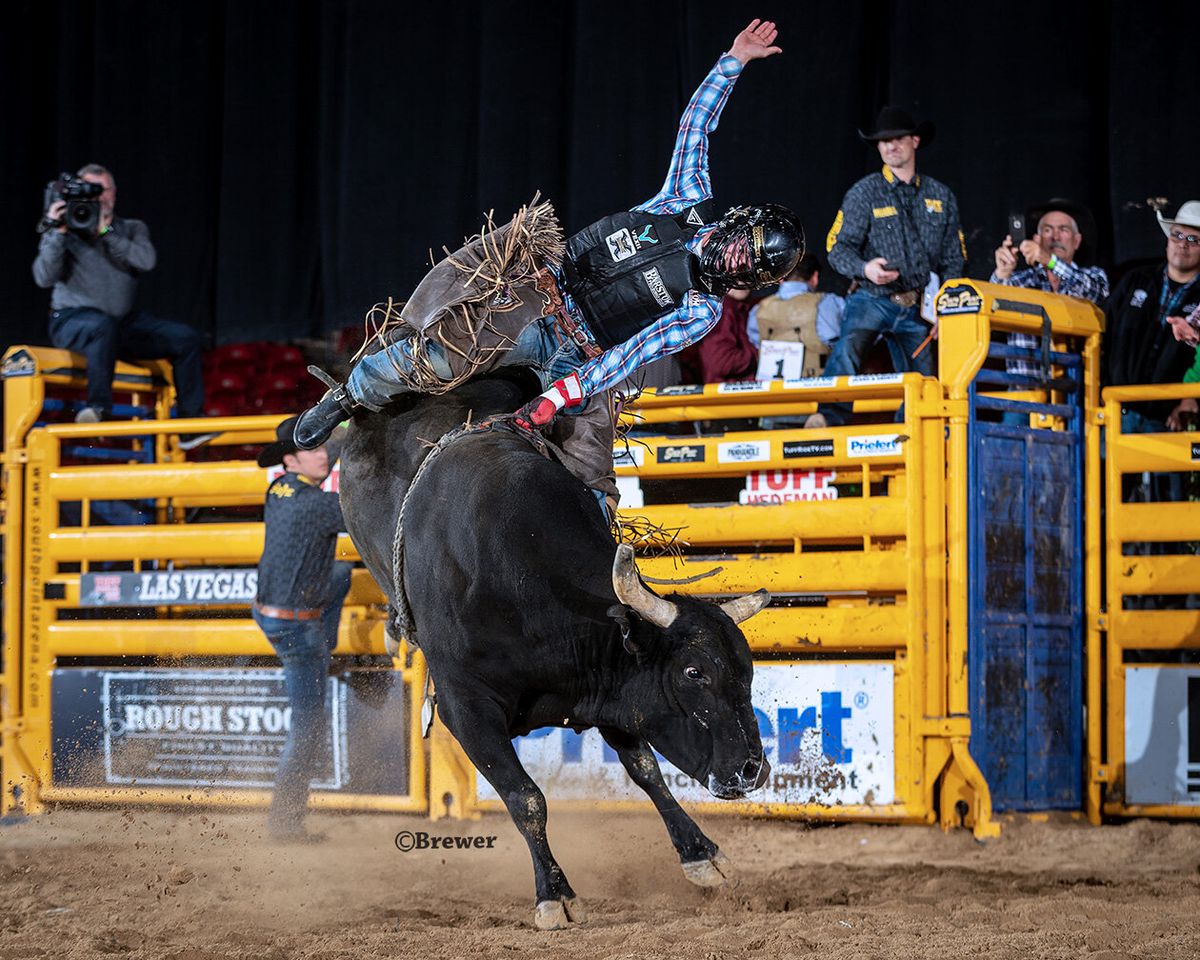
[1089,383,1200,823]
[3,284,1111,835]
[1,346,423,816]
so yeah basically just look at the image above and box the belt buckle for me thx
[567,321,590,348]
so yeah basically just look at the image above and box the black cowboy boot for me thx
[294,366,360,450]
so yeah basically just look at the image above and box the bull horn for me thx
[612,545,678,629]
[719,589,771,624]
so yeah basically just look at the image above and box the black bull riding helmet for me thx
[699,204,805,294]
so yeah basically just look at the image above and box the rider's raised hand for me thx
[729,19,782,65]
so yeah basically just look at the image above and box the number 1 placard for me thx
[756,340,805,381]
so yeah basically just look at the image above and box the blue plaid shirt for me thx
[991,261,1109,377]
[570,54,742,395]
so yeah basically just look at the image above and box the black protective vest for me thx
[561,202,712,349]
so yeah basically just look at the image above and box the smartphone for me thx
[1007,212,1026,242]
[1006,212,1027,268]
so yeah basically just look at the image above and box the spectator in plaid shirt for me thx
[991,202,1109,380]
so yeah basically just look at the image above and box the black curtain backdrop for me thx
[2,0,1194,350]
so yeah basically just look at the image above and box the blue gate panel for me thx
[979,433,1026,614]
[975,623,1028,804]
[1026,626,1077,805]
[1030,445,1075,620]
[969,416,1083,812]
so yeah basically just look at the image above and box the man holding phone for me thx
[992,201,1108,302]
[991,200,1109,391]
[809,106,965,428]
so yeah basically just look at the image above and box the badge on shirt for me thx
[826,209,844,253]
[1129,288,1148,308]
[633,224,659,248]
[924,198,944,213]
[606,228,636,262]
[642,267,673,308]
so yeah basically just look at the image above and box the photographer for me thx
[32,163,211,448]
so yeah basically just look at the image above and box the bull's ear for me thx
[606,604,643,655]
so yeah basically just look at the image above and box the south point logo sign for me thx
[936,283,983,316]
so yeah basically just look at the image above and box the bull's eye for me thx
[683,665,707,684]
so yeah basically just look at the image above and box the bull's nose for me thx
[742,754,770,790]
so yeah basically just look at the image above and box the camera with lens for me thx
[41,172,104,236]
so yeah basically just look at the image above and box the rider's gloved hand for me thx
[512,374,584,432]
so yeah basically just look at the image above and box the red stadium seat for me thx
[267,373,298,393]
[251,391,292,414]
[204,397,235,419]
[212,371,248,394]
[217,342,256,364]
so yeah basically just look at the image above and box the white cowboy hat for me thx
[1157,200,1200,236]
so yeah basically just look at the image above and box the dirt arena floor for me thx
[0,806,1197,960]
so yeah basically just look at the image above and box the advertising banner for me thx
[51,668,410,795]
[79,570,257,606]
[1125,667,1200,805]
[478,662,894,807]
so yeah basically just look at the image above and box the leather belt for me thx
[254,601,322,621]
[536,268,602,359]
[888,290,920,308]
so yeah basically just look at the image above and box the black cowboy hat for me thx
[257,414,301,467]
[858,106,935,147]
[1023,198,1098,264]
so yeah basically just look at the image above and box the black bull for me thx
[340,377,772,930]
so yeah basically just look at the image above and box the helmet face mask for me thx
[699,204,805,295]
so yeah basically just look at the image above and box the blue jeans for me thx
[349,315,590,411]
[817,291,934,426]
[48,307,205,417]
[252,563,352,831]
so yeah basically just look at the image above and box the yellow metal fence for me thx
[12,291,1191,830]
[1,346,425,815]
[1089,384,1200,822]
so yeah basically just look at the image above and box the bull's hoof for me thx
[534,896,587,930]
[681,850,733,887]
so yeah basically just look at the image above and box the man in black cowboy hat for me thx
[253,416,350,841]
[808,106,965,429]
